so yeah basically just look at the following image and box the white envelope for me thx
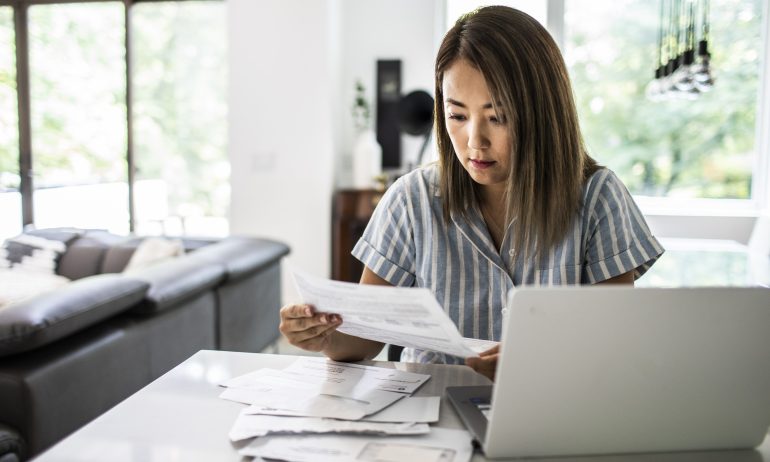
[239,427,474,462]
[228,411,429,442]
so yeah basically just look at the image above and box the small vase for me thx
[352,129,382,189]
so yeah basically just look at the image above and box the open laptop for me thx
[447,286,770,459]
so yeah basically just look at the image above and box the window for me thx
[565,0,763,202]
[1,0,226,238]
[0,6,20,240]
[29,2,128,232]
[132,1,228,236]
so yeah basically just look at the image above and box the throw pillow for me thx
[0,233,69,274]
[123,237,184,272]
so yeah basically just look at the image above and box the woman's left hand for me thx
[465,344,500,381]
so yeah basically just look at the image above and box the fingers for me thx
[296,328,335,352]
[279,304,317,333]
[279,304,309,337]
[281,304,314,319]
[291,321,340,344]
[279,304,342,350]
[478,344,500,357]
[465,353,499,381]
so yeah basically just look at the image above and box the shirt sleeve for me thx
[582,170,665,283]
[351,178,416,287]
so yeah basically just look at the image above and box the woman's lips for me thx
[470,159,496,170]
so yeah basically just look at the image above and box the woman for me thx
[279,6,664,379]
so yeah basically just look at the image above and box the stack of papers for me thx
[219,357,473,461]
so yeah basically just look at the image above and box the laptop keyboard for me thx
[470,396,491,419]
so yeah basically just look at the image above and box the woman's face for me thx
[443,58,511,196]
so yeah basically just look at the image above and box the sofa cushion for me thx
[101,246,137,274]
[58,246,107,280]
[58,230,128,280]
[129,253,225,314]
[192,237,290,282]
[0,274,149,357]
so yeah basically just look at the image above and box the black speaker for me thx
[376,60,401,169]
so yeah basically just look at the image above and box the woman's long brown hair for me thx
[435,5,599,261]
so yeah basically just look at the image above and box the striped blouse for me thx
[352,164,665,363]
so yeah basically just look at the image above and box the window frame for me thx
[0,0,222,232]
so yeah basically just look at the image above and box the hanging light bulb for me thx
[646,0,668,101]
[673,1,697,93]
[692,0,714,91]
[648,0,714,101]
[661,0,680,99]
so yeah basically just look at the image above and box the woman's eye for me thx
[490,115,506,125]
[447,113,466,121]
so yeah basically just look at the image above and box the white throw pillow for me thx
[0,268,70,311]
[123,237,185,272]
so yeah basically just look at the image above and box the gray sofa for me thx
[0,230,289,460]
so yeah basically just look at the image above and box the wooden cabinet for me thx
[331,189,383,282]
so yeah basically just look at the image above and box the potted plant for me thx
[351,80,382,189]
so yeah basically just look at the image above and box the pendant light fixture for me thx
[646,0,714,101]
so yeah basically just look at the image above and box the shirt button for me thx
[508,249,515,256]
[501,308,509,315]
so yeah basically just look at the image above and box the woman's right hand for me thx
[278,304,342,352]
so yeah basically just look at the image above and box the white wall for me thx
[228,0,440,303]
[336,0,441,185]
[228,0,338,302]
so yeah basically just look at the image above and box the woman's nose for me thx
[468,121,490,150]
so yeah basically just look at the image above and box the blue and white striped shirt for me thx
[352,164,664,363]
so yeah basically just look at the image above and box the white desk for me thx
[34,350,770,462]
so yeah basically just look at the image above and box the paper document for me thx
[221,385,402,421]
[219,359,430,420]
[239,427,474,462]
[283,357,430,394]
[362,396,440,423]
[293,270,476,358]
[222,362,428,395]
[221,368,318,391]
[228,411,429,442]
[250,396,441,424]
